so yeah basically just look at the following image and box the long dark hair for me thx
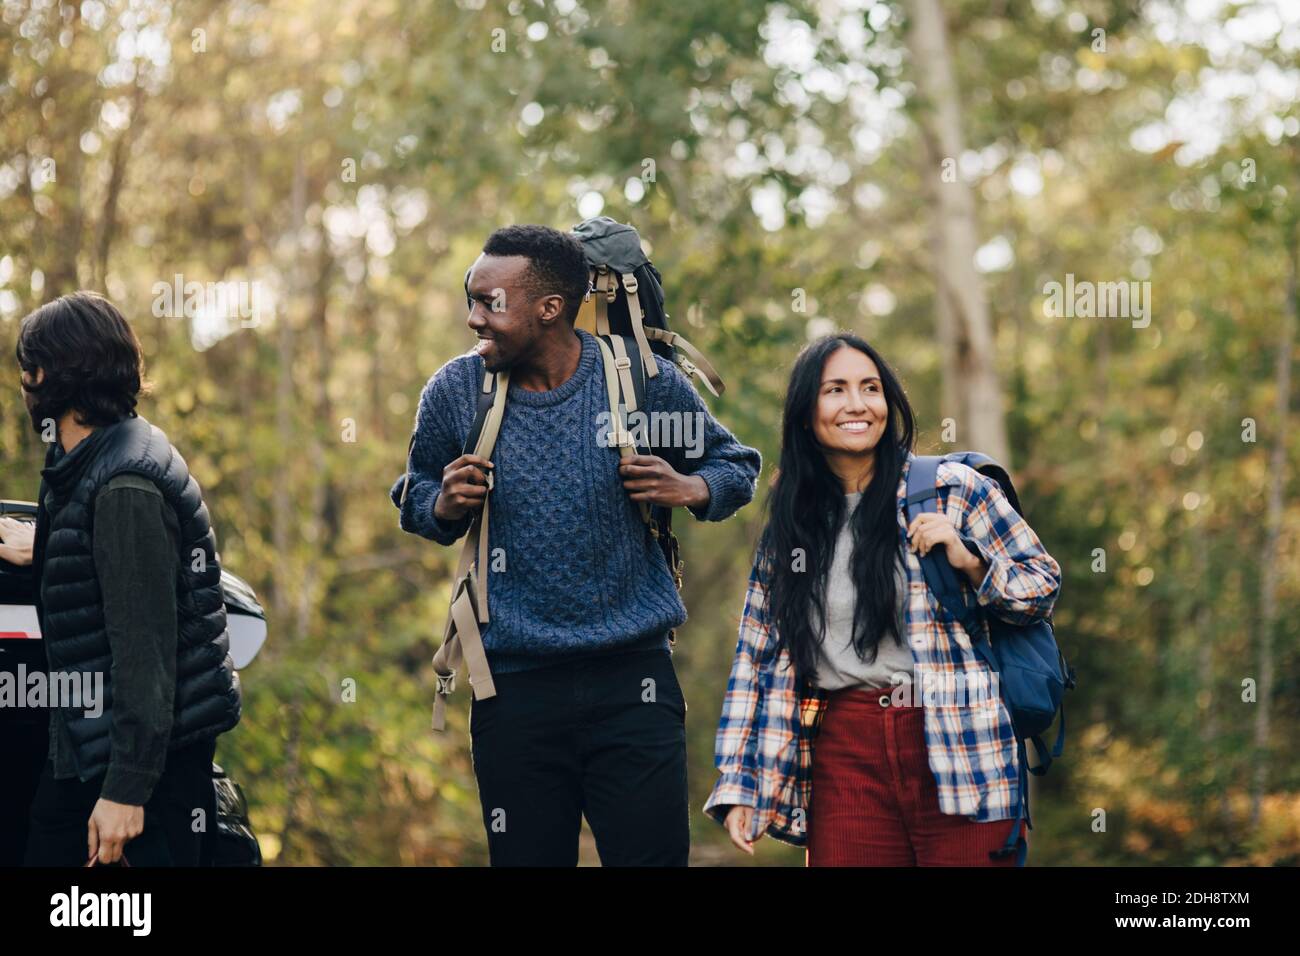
[761,333,916,681]
[16,291,147,428]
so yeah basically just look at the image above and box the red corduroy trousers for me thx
[807,686,1026,866]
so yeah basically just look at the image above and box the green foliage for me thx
[0,0,1296,865]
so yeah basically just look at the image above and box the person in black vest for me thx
[17,291,241,867]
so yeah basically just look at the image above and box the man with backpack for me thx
[391,223,760,866]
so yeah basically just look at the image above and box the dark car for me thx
[0,499,265,866]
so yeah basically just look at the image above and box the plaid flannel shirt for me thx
[703,452,1062,847]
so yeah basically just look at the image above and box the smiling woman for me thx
[810,346,891,483]
[704,332,1062,867]
[757,333,917,686]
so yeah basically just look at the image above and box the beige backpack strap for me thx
[594,267,613,337]
[594,335,633,455]
[430,368,510,732]
[467,369,509,617]
[606,334,640,419]
[575,267,597,333]
[593,335,651,526]
[643,326,725,397]
[398,431,416,508]
[620,272,658,379]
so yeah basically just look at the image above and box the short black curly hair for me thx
[482,224,590,323]
[17,291,147,427]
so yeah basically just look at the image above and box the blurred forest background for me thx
[1,0,1297,865]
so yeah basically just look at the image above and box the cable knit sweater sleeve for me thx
[645,355,761,523]
[389,355,477,545]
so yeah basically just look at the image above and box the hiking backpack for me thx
[903,452,1077,865]
[401,217,727,732]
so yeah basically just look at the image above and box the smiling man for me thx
[390,224,760,866]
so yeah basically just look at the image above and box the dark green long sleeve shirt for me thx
[46,473,181,805]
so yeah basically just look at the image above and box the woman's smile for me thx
[836,420,875,433]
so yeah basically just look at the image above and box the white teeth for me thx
[838,422,871,431]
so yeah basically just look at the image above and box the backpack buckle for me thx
[614,357,631,371]
[678,357,699,379]
[435,671,457,696]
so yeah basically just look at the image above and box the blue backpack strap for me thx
[904,456,983,640]
[988,740,1030,865]
[1029,734,1052,775]
[1025,705,1068,776]
[1052,703,1067,758]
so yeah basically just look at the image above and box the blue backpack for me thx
[904,453,1077,866]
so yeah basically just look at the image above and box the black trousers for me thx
[470,647,689,866]
[0,716,48,867]
[23,736,217,867]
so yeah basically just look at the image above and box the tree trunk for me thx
[274,152,306,861]
[296,236,336,641]
[93,80,147,288]
[929,228,961,440]
[1250,223,1295,826]
[904,0,1011,465]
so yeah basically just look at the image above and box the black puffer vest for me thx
[36,414,241,780]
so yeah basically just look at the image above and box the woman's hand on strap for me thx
[906,512,989,587]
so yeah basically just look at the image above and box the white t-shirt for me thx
[810,490,916,692]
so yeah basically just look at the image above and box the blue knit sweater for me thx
[390,328,761,673]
